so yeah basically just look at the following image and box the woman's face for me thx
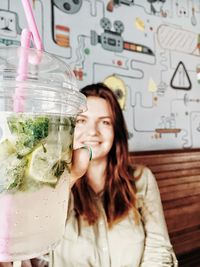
[74,96,114,161]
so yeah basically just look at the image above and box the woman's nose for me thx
[87,121,99,135]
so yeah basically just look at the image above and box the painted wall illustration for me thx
[0,0,200,151]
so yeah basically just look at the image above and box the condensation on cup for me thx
[0,47,86,261]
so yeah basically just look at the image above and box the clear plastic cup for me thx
[0,47,86,261]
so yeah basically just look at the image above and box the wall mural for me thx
[0,0,200,151]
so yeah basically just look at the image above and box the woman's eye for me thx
[102,120,111,125]
[76,118,86,124]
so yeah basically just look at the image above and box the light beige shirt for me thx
[50,167,178,267]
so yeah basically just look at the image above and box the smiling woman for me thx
[1,83,178,267]
[75,96,114,165]
[50,83,178,267]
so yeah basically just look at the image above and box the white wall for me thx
[1,0,200,151]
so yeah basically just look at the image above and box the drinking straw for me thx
[14,0,44,112]
[2,29,31,264]
[2,1,44,262]
[21,0,43,50]
[0,194,13,261]
[20,28,32,49]
[13,28,31,112]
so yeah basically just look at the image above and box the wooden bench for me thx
[129,149,200,267]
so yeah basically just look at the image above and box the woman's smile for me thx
[74,96,114,161]
[83,141,101,146]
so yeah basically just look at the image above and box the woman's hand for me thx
[67,146,92,188]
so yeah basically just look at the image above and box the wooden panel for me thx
[150,162,200,172]
[162,195,200,209]
[157,176,200,187]
[156,169,200,179]
[129,148,200,263]
[170,228,200,255]
[165,204,200,231]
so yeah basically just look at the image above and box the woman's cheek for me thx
[73,128,83,149]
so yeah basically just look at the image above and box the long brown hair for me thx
[72,83,138,228]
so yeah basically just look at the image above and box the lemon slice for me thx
[27,144,62,184]
[0,139,16,161]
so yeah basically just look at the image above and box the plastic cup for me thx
[0,47,86,261]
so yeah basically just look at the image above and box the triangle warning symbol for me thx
[170,61,192,90]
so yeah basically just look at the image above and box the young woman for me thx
[0,83,177,267]
[50,83,178,267]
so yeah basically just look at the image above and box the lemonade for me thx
[0,114,75,193]
[0,46,86,262]
[0,113,75,261]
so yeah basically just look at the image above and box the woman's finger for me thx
[70,146,92,186]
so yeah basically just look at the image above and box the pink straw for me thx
[13,29,31,112]
[13,0,44,112]
[0,194,13,261]
[1,0,44,260]
[21,0,43,50]
[1,0,44,261]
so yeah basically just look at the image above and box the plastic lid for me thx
[0,47,86,116]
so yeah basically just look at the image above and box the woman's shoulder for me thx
[133,165,155,196]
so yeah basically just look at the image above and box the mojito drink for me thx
[0,46,86,261]
[0,113,75,261]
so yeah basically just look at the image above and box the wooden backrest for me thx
[129,149,200,257]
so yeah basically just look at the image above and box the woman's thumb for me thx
[70,146,92,185]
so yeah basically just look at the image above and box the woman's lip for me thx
[83,141,100,145]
